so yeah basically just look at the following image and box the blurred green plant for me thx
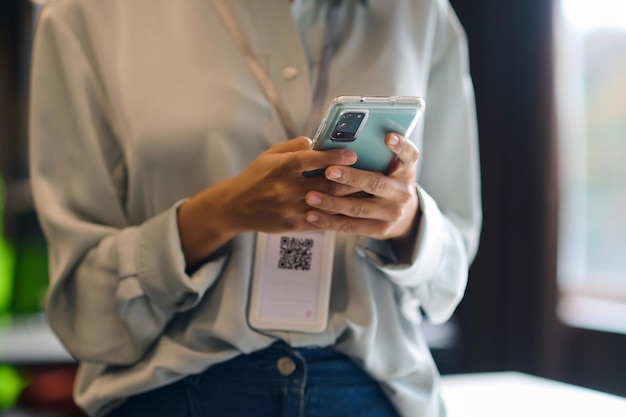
[0,365,26,410]
[0,180,22,411]
[0,178,16,315]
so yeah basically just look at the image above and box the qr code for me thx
[278,236,314,271]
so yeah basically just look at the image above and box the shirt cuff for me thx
[357,186,447,288]
[118,200,229,311]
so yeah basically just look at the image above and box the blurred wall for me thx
[449,0,626,397]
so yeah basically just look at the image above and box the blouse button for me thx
[282,66,298,81]
[277,356,296,376]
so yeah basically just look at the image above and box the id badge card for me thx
[248,231,335,333]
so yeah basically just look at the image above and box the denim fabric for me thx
[107,343,399,417]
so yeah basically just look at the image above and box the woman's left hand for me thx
[304,132,420,242]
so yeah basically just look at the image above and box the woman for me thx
[29,0,481,416]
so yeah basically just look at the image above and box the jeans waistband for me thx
[187,342,371,385]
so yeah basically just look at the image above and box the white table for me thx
[0,314,74,365]
[441,371,626,417]
[3,318,626,417]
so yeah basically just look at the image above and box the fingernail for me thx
[328,168,342,179]
[343,150,357,162]
[388,134,400,145]
[307,195,322,205]
[306,213,319,223]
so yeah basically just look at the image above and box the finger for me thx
[312,178,362,197]
[305,210,390,238]
[265,137,356,176]
[267,137,357,170]
[324,166,402,199]
[297,148,357,174]
[305,191,393,222]
[384,133,420,173]
[266,136,313,153]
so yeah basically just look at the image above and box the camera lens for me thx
[332,112,364,141]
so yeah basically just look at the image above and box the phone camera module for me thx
[332,112,366,142]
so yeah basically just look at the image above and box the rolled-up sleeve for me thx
[29,4,227,365]
[358,1,481,325]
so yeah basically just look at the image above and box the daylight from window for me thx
[557,0,626,295]
[561,0,626,32]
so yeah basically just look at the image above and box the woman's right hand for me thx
[177,136,357,267]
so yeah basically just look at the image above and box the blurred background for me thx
[1,0,625,416]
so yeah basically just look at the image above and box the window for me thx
[556,0,626,333]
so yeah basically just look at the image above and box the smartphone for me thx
[306,96,425,176]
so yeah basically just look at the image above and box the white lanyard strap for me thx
[305,0,343,137]
[210,0,342,138]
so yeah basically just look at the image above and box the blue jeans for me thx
[107,343,399,417]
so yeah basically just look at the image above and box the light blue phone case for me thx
[310,96,425,173]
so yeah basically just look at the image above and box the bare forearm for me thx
[389,204,422,264]
[176,137,358,269]
[177,180,240,268]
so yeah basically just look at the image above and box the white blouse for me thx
[29,0,481,416]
